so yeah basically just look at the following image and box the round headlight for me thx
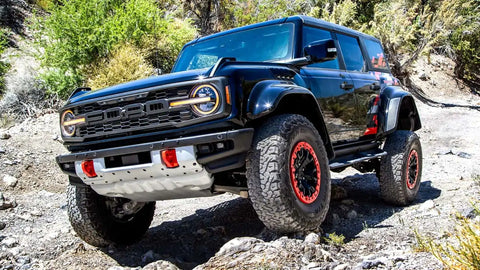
[61,110,76,137]
[190,84,220,115]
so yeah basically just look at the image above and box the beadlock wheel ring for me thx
[406,149,419,190]
[289,141,321,204]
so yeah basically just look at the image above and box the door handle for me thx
[340,82,354,90]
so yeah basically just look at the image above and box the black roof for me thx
[185,15,381,47]
[293,15,380,42]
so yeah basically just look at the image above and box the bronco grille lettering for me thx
[84,99,169,125]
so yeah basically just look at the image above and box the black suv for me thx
[56,15,422,246]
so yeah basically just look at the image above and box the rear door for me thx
[300,26,358,143]
[336,33,381,140]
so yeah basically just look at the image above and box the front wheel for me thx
[378,130,423,205]
[67,184,155,247]
[247,114,331,233]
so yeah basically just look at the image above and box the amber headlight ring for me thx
[60,110,85,137]
[189,84,221,116]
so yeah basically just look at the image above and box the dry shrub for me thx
[415,205,480,269]
[86,43,154,90]
[34,0,55,10]
[0,54,59,119]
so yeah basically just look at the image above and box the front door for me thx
[301,26,365,143]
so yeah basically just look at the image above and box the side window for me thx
[337,34,365,72]
[303,26,339,69]
[364,39,388,70]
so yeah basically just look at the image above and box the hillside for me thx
[0,0,479,269]
[0,54,479,269]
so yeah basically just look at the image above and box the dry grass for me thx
[86,43,154,90]
[415,204,480,269]
[35,0,54,10]
[324,232,345,246]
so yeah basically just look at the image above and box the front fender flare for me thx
[246,80,314,119]
[246,80,334,158]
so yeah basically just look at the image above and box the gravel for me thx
[0,56,479,269]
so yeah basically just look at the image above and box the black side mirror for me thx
[304,39,337,63]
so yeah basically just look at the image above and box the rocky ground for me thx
[0,55,479,270]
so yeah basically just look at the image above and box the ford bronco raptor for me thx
[56,16,422,246]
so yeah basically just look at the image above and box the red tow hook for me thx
[81,160,97,178]
[161,149,179,168]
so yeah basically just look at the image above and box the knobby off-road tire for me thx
[378,130,422,205]
[247,114,331,232]
[67,184,155,247]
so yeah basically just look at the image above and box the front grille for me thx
[73,86,199,139]
[78,110,194,138]
[75,88,176,115]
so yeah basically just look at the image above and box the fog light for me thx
[216,142,225,149]
[197,144,212,154]
[161,149,179,168]
[81,160,97,178]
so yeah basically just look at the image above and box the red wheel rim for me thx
[289,141,321,204]
[406,149,419,190]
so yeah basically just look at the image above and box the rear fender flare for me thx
[380,86,422,135]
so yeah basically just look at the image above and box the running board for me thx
[329,151,387,170]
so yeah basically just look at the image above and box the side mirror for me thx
[304,39,337,63]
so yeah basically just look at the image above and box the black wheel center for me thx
[406,149,419,190]
[408,155,417,185]
[293,148,318,197]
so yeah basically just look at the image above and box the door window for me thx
[337,34,365,72]
[364,39,388,70]
[303,26,339,69]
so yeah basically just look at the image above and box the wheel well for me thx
[397,96,421,131]
[249,94,334,159]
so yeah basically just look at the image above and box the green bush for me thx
[449,1,480,82]
[318,0,359,28]
[0,29,9,94]
[141,18,197,74]
[222,0,314,29]
[32,0,196,97]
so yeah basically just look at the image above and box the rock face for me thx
[0,192,16,210]
[3,174,18,187]
[143,260,180,270]
[0,132,11,140]
[196,235,340,270]
[0,0,32,37]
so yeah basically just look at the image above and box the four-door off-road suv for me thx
[56,15,422,246]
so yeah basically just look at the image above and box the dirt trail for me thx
[0,55,479,269]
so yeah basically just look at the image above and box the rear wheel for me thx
[247,114,330,232]
[378,130,422,205]
[67,184,155,247]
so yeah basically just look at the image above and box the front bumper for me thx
[56,128,254,201]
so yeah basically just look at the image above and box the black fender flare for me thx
[246,80,334,158]
[379,86,422,135]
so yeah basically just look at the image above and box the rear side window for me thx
[337,34,365,72]
[364,39,388,70]
[303,26,339,69]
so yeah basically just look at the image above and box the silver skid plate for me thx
[74,146,214,201]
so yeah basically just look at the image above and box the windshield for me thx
[172,23,295,72]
